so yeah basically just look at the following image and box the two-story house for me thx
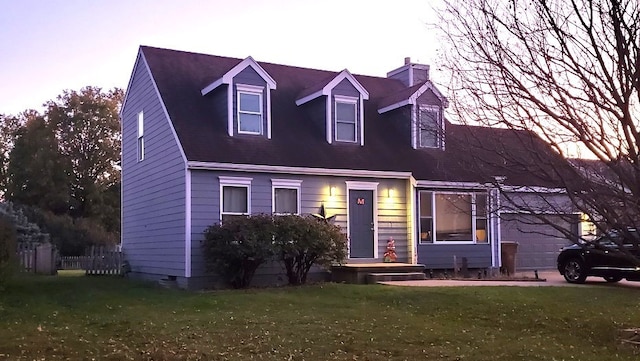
[120,46,579,289]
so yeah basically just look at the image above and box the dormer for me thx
[295,70,369,145]
[201,57,277,138]
[378,58,449,150]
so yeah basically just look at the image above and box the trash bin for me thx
[501,241,518,275]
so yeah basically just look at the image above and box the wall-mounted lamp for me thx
[330,186,337,197]
[387,188,395,198]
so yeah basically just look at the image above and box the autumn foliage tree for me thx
[1,86,123,254]
[438,0,640,245]
[46,86,123,226]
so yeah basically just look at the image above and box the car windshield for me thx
[597,229,640,247]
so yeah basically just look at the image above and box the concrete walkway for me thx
[379,270,640,288]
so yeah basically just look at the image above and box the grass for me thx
[1,272,640,360]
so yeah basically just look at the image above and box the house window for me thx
[335,96,358,142]
[419,191,489,244]
[418,105,442,148]
[272,179,302,214]
[219,176,252,222]
[419,192,433,243]
[237,84,263,135]
[137,111,144,161]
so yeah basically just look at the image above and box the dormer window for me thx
[335,96,358,142]
[200,56,276,139]
[237,84,263,135]
[295,69,369,146]
[418,105,443,148]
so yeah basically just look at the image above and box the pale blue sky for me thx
[0,0,442,115]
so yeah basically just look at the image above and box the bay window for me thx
[419,191,489,244]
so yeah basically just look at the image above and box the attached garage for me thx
[500,213,577,270]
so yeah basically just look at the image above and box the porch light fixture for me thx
[387,188,395,198]
[330,186,337,197]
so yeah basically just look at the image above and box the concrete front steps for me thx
[366,272,426,283]
[331,263,426,284]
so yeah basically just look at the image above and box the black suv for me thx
[557,229,640,284]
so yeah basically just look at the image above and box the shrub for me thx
[273,215,347,285]
[18,206,117,256]
[202,215,275,288]
[0,215,17,288]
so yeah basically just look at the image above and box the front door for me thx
[348,189,374,258]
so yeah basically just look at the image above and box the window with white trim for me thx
[219,176,252,222]
[237,84,263,135]
[137,111,144,161]
[335,96,358,142]
[419,191,489,244]
[418,105,443,148]
[272,179,302,214]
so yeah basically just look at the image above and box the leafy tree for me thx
[0,114,22,197]
[438,0,640,249]
[5,111,71,214]
[45,86,123,222]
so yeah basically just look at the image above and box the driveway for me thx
[380,270,640,288]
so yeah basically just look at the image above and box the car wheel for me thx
[603,275,623,283]
[563,258,587,284]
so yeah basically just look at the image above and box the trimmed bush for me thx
[202,215,275,288]
[273,215,347,285]
[0,215,17,288]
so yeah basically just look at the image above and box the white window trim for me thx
[236,84,264,135]
[137,111,144,161]
[419,191,488,245]
[345,181,379,259]
[334,95,358,143]
[271,179,302,215]
[417,105,442,149]
[219,176,253,221]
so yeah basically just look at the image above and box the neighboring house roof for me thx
[138,45,564,187]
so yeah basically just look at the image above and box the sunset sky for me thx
[0,0,442,115]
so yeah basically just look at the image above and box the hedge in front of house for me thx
[273,215,347,285]
[202,214,276,289]
[202,214,347,288]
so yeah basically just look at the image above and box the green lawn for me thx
[1,272,640,360]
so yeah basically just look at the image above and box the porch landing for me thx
[331,263,426,284]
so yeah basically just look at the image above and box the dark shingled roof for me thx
[139,46,565,187]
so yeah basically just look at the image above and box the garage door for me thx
[501,214,576,270]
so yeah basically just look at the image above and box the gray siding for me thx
[333,79,360,97]
[388,68,410,87]
[417,244,492,269]
[232,67,268,136]
[121,54,186,280]
[189,171,410,281]
[416,89,442,107]
[413,67,429,85]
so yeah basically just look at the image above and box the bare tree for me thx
[437,0,640,249]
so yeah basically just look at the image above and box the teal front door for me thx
[348,190,374,258]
